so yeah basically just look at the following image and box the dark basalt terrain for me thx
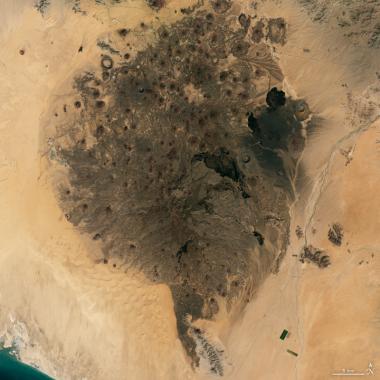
[43,3,307,371]
[300,245,331,268]
[328,223,344,246]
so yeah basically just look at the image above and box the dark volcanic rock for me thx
[43,7,306,370]
[238,13,251,30]
[328,223,344,246]
[268,18,287,44]
[146,0,165,10]
[300,245,331,268]
[251,20,265,43]
[266,87,286,109]
[247,112,260,134]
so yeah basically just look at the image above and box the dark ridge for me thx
[210,0,232,13]
[176,240,192,263]
[171,285,204,367]
[268,18,287,45]
[193,148,250,199]
[97,40,120,55]
[118,28,129,37]
[35,0,50,15]
[238,13,251,29]
[328,223,344,246]
[300,245,331,268]
[180,1,203,15]
[251,20,264,43]
[253,231,264,246]
[193,148,242,183]
[146,0,165,10]
[295,225,304,239]
[247,112,260,134]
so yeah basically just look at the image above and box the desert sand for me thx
[0,1,379,379]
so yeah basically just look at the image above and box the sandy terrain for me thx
[220,1,380,379]
[0,0,379,379]
[0,1,197,379]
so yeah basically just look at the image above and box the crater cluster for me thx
[45,3,306,369]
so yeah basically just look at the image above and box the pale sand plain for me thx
[220,2,380,380]
[0,1,379,379]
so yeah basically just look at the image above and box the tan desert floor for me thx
[219,2,380,380]
[0,1,379,379]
